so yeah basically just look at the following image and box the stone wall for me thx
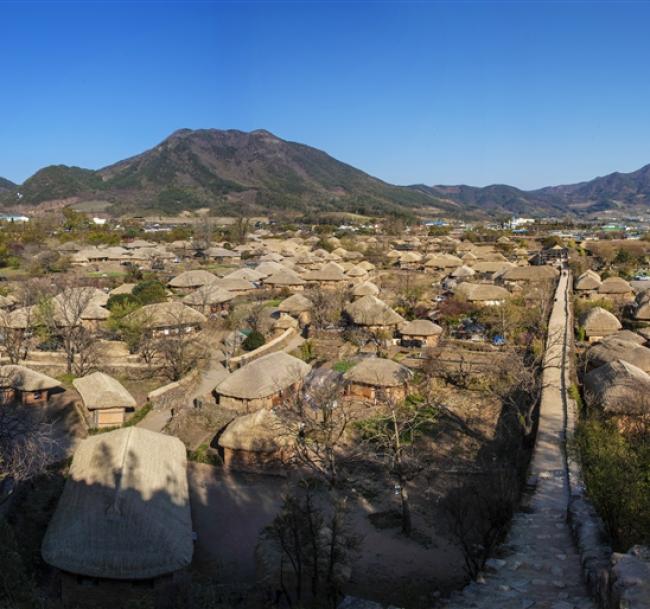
[227,328,297,370]
[565,276,650,609]
[147,369,201,411]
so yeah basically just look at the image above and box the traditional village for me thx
[0,207,649,609]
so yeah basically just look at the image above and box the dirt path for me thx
[443,270,595,609]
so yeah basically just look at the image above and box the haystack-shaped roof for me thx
[450,265,476,278]
[223,268,264,282]
[346,266,368,278]
[212,277,256,292]
[400,319,442,337]
[218,408,292,452]
[579,307,622,336]
[73,371,136,410]
[344,357,412,387]
[41,428,193,580]
[465,284,511,302]
[598,276,632,295]
[584,360,650,415]
[205,247,240,258]
[182,284,235,306]
[352,281,380,297]
[424,254,463,269]
[80,301,110,321]
[575,271,601,291]
[471,261,515,274]
[125,301,206,329]
[304,262,348,282]
[278,293,312,314]
[603,330,646,346]
[358,260,376,272]
[345,295,404,327]
[168,270,217,289]
[215,352,311,400]
[0,365,61,391]
[587,339,650,373]
[502,265,558,282]
[264,268,306,286]
[110,283,136,296]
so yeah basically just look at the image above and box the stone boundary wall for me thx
[564,272,650,609]
[147,368,201,411]
[227,328,297,370]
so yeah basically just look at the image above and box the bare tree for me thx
[309,287,347,330]
[285,371,356,490]
[261,484,359,609]
[36,284,97,375]
[0,405,57,487]
[356,391,438,536]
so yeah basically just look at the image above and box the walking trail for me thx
[443,270,594,609]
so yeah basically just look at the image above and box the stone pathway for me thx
[443,271,595,609]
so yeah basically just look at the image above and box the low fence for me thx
[147,368,201,411]
[227,328,297,370]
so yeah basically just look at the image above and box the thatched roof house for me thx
[344,357,412,403]
[182,284,234,315]
[579,307,622,342]
[574,270,601,297]
[587,338,650,373]
[501,265,558,284]
[218,408,293,474]
[456,282,510,305]
[278,293,312,326]
[351,281,380,300]
[584,360,650,417]
[168,270,217,292]
[598,276,633,301]
[304,261,348,286]
[222,267,264,282]
[263,268,306,291]
[124,301,206,336]
[344,295,404,332]
[41,428,192,601]
[399,319,442,348]
[0,364,62,405]
[73,372,137,429]
[215,352,311,412]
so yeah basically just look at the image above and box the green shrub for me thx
[242,330,265,352]
[333,359,355,373]
[574,418,650,550]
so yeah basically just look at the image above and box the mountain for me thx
[422,164,650,217]
[0,177,16,193]
[0,129,453,217]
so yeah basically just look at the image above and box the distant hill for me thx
[0,129,454,217]
[3,129,650,218]
[0,177,16,193]
[421,164,650,217]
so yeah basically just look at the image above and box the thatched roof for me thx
[215,352,311,400]
[501,265,558,282]
[424,254,463,269]
[352,281,380,297]
[218,409,292,451]
[587,339,650,373]
[182,284,235,306]
[223,268,264,282]
[400,319,442,337]
[212,277,256,292]
[345,295,404,327]
[125,301,206,329]
[0,365,61,392]
[264,268,306,287]
[450,265,476,278]
[73,372,136,410]
[579,307,622,336]
[344,357,411,387]
[471,261,515,274]
[168,270,217,289]
[110,283,136,296]
[278,293,312,314]
[304,262,348,282]
[205,247,239,258]
[604,330,646,346]
[80,301,110,321]
[598,276,632,295]
[575,271,601,291]
[584,360,650,415]
[346,266,368,278]
[41,428,193,580]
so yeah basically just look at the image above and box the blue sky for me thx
[1,1,650,189]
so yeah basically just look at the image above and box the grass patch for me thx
[124,402,153,427]
[333,359,355,373]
